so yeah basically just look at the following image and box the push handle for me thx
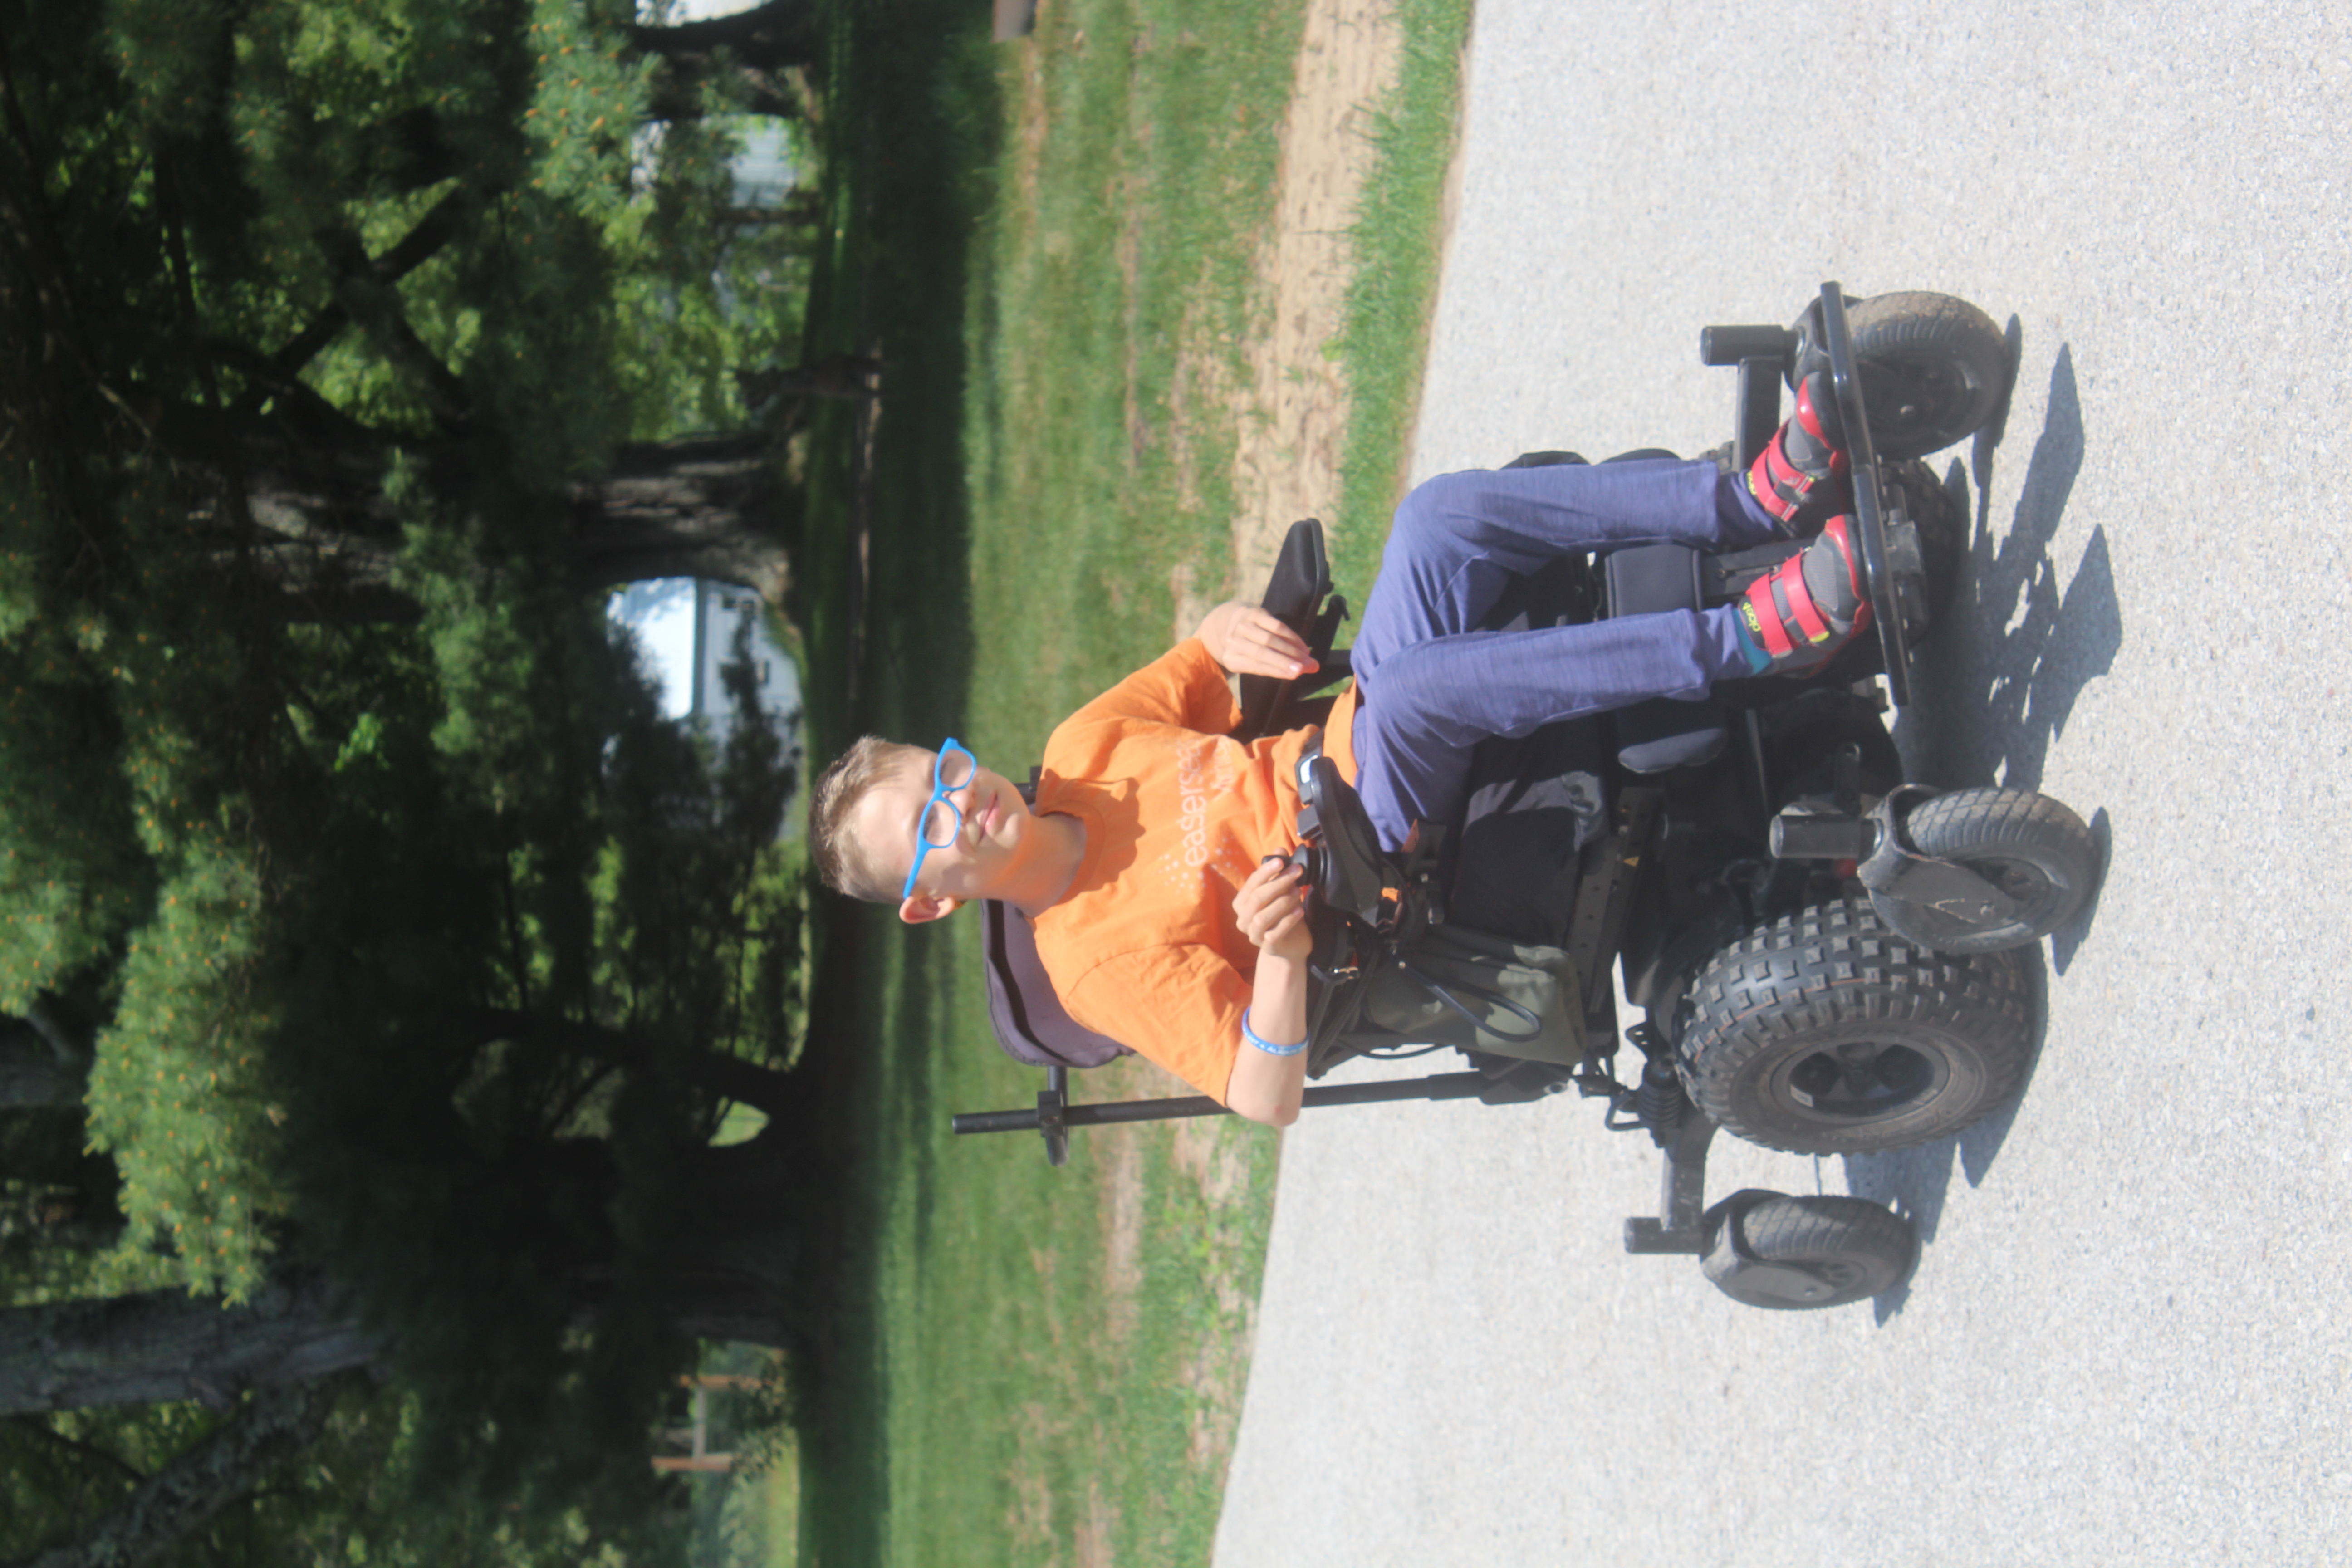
[1697,323,1797,367]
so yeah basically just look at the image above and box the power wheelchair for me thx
[953,285,2101,1311]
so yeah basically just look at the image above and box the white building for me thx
[689,580,802,748]
[609,578,806,836]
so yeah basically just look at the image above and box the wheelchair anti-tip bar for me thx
[951,1066,1548,1166]
[950,1068,1505,1133]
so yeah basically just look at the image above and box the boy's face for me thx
[854,743,1038,917]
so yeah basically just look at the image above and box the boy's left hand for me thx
[1197,601,1319,680]
[1234,857,1313,960]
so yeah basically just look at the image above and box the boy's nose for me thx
[951,778,984,834]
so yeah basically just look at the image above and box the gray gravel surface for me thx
[1214,4,2352,1564]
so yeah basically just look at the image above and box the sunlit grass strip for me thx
[1328,0,1476,607]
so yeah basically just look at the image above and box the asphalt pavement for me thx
[1215,4,2352,1563]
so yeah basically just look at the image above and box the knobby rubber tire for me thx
[1880,787,2101,953]
[1680,894,2030,1155]
[1838,291,2011,459]
[1703,1195,1918,1310]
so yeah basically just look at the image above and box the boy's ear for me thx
[898,892,965,926]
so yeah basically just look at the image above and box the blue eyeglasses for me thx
[903,739,979,899]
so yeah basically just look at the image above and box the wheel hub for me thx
[1780,1041,1944,1122]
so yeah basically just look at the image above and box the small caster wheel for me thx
[1701,1192,1918,1310]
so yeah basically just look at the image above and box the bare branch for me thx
[23,1000,88,1071]
[12,1375,353,1568]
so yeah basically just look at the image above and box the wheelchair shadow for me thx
[1896,339,2123,803]
[1840,946,2049,1323]
[1848,335,2123,1321]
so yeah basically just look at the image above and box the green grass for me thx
[785,0,1475,1563]
[962,0,1312,732]
[1331,0,1477,604]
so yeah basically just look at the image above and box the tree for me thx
[1,1376,352,1568]
[630,0,820,123]
[1,0,832,1559]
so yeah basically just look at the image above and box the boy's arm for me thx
[1058,603,1320,740]
[1223,859,1313,1127]
[1224,949,1310,1126]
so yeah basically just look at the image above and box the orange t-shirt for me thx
[1028,640,1340,1103]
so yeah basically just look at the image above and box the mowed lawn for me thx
[793,1,1470,1563]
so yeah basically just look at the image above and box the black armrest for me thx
[1235,518,1349,743]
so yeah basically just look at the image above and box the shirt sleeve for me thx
[1061,638,1242,740]
[1061,942,1250,1105]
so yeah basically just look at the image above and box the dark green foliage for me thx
[0,1374,710,1568]
[1,0,822,1558]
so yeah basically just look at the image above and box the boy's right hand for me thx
[1234,857,1313,961]
[1196,601,1319,681]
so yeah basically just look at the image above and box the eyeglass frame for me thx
[902,739,979,900]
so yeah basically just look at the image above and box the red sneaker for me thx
[1735,515,1872,675]
[1746,371,1849,533]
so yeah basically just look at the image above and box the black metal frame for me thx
[950,285,2008,1303]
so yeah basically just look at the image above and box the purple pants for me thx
[1348,458,1780,848]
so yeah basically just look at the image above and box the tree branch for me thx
[629,0,816,121]
[10,1374,353,1568]
[229,190,470,417]
[23,1000,88,1071]
[6,1416,147,1484]
[0,1014,84,1109]
[474,1014,801,1118]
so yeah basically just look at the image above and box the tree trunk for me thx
[578,1137,807,1348]
[0,1279,380,1420]
[188,426,797,620]
[7,1376,352,1568]
[0,1127,819,1421]
[735,353,883,406]
[629,0,818,122]
[564,436,799,600]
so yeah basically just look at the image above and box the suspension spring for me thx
[1633,1058,1689,1148]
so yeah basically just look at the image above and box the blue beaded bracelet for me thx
[1241,1008,1307,1057]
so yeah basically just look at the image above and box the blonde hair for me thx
[809,736,920,903]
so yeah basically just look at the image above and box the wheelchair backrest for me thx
[981,897,1133,1068]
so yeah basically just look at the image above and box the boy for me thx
[812,387,1865,1125]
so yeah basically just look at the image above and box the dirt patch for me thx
[1169,1115,1253,1213]
[1072,1477,1119,1568]
[1230,0,1403,582]
[1096,1129,1144,1344]
[1169,0,1406,640]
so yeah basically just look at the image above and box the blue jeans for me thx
[1349,459,1779,847]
